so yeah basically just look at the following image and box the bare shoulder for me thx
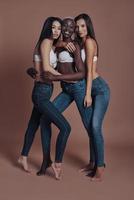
[40,38,52,50]
[85,37,96,51]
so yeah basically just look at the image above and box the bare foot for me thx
[90,166,105,182]
[18,156,31,173]
[79,162,94,173]
[36,160,52,176]
[51,162,62,180]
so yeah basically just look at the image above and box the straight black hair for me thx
[35,17,62,51]
[74,13,99,56]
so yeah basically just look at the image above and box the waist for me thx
[34,81,53,86]
[92,76,109,88]
[57,62,75,68]
[61,79,85,86]
[32,81,53,99]
[35,73,53,85]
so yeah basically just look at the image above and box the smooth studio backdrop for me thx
[0,0,134,200]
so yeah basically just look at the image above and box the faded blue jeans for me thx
[49,77,110,166]
[23,81,71,163]
[90,77,110,166]
[21,77,110,166]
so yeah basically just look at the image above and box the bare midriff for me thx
[34,62,52,84]
[34,59,99,83]
[57,62,80,83]
[58,60,99,82]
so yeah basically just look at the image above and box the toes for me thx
[78,168,85,173]
[90,176,102,182]
[51,163,62,180]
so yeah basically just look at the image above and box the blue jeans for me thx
[21,77,110,166]
[41,77,110,167]
[21,80,93,161]
[52,77,110,166]
[21,82,71,162]
[90,77,110,166]
[53,79,94,161]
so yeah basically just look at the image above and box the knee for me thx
[91,124,104,144]
[92,122,101,135]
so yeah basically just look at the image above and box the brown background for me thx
[0,0,134,200]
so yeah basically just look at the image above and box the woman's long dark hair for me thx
[74,13,99,56]
[35,17,62,51]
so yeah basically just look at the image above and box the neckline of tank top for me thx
[58,51,74,63]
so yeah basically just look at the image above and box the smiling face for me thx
[52,20,61,39]
[75,18,88,39]
[62,19,75,38]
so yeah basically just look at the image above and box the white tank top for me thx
[58,51,74,63]
[81,49,98,63]
[58,49,97,63]
[33,49,57,68]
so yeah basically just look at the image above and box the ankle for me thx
[89,161,95,168]
[54,162,62,168]
[20,155,27,160]
[18,156,27,162]
[23,156,28,160]
[96,166,105,174]
[96,163,106,169]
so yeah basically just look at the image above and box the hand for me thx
[41,71,55,81]
[84,95,92,107]
[65,42,76,53]
[73,43,81,56]
[26,67,37,79]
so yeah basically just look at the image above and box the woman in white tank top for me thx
[24,16,110,181]
[18,17,72,180]
[44,15,110,181]
[74,14,110,181]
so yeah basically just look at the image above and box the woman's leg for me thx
[21,106,41,156]
[18,106,41,172]
[53,91,74,112]
[37,91,74,177]
[72,80,95,171]
[37,98,71,179]
[90,88,110,181]
[19,89,73,173]
[36,117,52,175]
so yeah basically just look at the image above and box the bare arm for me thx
[85,38,96,96]
[83,38,97,107]
[40,39,61,75]
[47,43,85,81]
